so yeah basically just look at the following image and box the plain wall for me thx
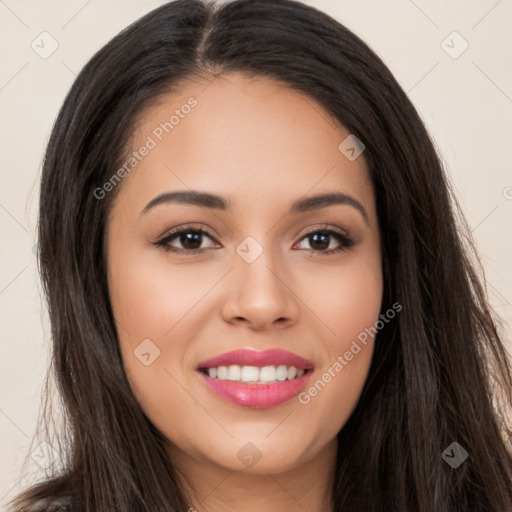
[1,0,511,506]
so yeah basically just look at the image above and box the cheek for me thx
[108,244,213,342]
[294,254,382,427]
[107,247,201,427]
[298,249,383,346]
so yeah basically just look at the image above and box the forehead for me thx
[115,72,375,220]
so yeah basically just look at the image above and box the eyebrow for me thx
[141,190,369,223]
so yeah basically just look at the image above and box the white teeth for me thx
[226,365,241,381]
[259,365,276,382]
[276,365,288,381]
[287,366,297,380]
[241,365,260,382]
[203,364,307,383]
[217,366,228,380]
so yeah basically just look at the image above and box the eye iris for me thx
[310,232,330,250]
[181,231,202,250]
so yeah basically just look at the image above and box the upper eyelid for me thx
[159,224,217,242]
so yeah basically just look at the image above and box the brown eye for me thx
[153,225,354,256]
[154,226,218,253]
[295,228,354,255]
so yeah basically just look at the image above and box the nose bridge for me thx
[235,233,285,296]
[224,233,297,327]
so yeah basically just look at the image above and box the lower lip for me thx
[198,370,312,408]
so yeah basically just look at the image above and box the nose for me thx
[221,246,300,331]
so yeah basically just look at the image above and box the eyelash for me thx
[153,223,355,256]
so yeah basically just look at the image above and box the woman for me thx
[10,0,512,510]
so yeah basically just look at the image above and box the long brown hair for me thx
[10,0,512,510]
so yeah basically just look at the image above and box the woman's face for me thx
[106,72,382,475]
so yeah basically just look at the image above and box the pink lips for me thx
[197,348,314,370]
[196,349,314,409]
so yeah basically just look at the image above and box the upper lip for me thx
[197,349,314,370]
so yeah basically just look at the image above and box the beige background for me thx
[1,0,511,506]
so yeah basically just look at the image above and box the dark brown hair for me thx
[10,0,512,510]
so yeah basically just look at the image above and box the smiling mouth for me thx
[198,364,311,384]
[195,348,314,407]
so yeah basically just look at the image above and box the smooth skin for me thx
[106,71,383,512]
